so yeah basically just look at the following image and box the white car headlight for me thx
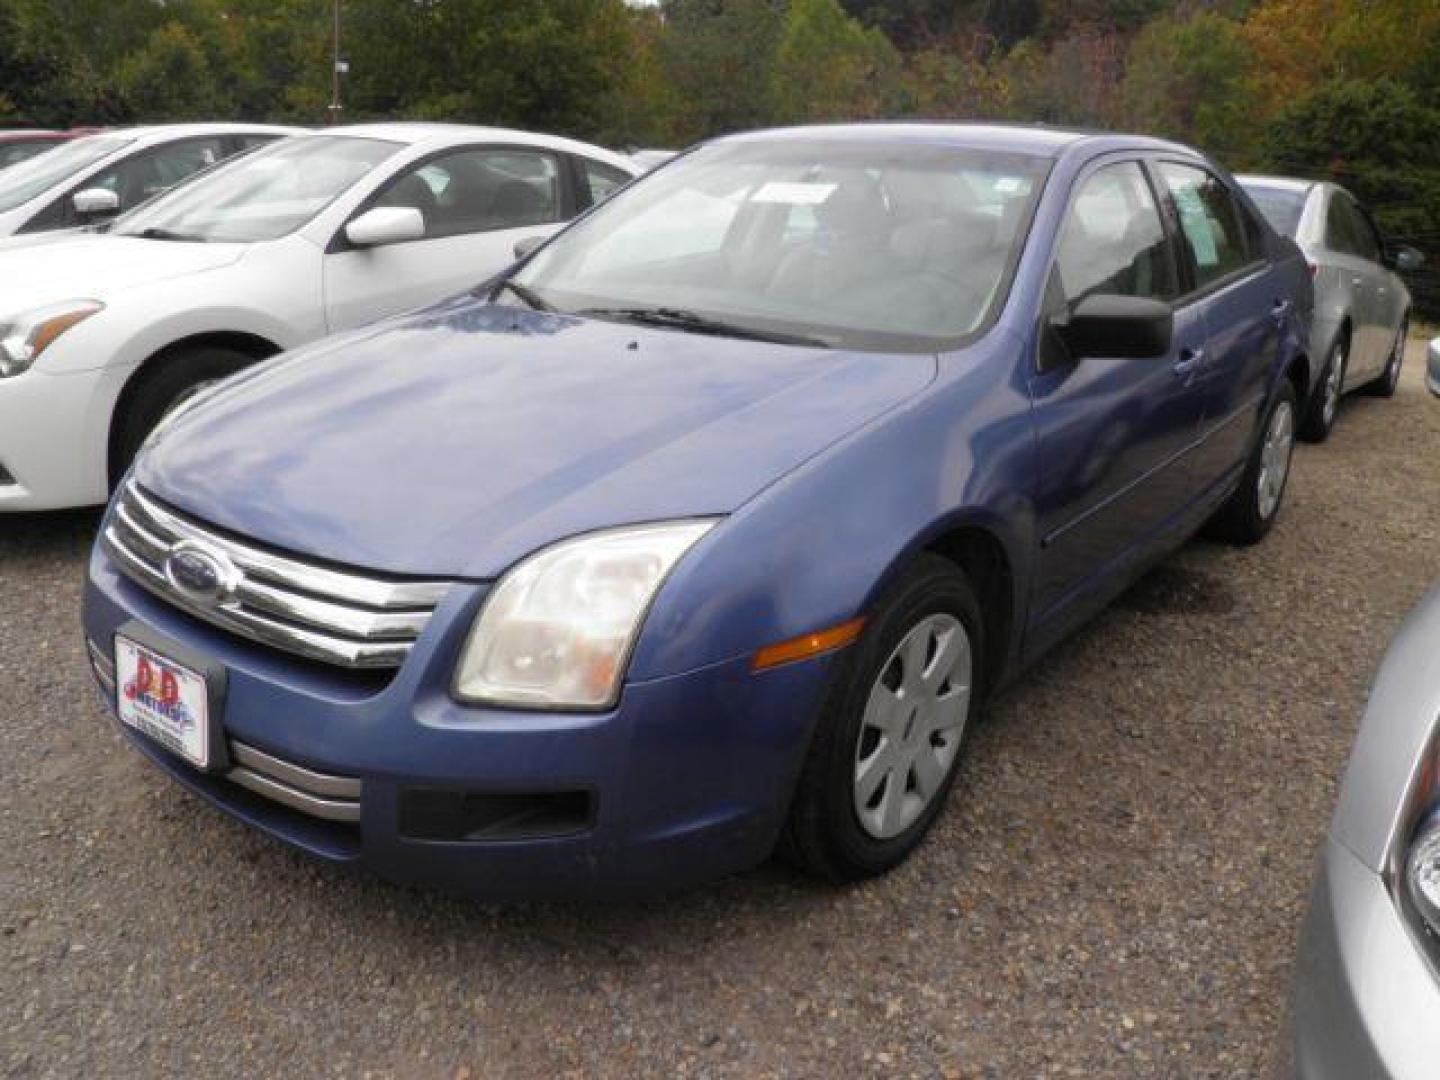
[453,520,717,710]
[0,300,105,378]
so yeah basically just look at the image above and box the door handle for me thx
[1353,276,1365,287]
[1174,347,1205,377]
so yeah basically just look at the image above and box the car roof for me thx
[316,122,638,171]
[718,121,1196,159]
[99,123,305,143]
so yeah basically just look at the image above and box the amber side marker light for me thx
[752,617,865,672]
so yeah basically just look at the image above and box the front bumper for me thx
[82,543,838,901]
[1291,836,1440,1079]
[0,365,122,511]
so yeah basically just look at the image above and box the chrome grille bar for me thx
[228,739,361,823]
[103,479,452,669]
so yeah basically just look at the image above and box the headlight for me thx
[0,300,105,378]
[1397,729,1440,941]
[1408,816,1440,934]
[453,520,716,710]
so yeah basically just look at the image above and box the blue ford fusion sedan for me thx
[83,124,1312,899]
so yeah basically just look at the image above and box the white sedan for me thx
[0,122,638,511]
[0,124,300,236]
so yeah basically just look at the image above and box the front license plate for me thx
[115,636,211,770]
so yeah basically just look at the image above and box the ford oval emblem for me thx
[164,542,237,604]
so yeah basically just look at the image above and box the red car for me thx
[0,129,94,171]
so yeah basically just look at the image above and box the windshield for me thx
[1242,183,1307,239]
[113,135,401,243]
[0,134,133,213]
[510,139,1050,352]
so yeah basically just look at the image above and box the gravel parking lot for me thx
[3,336,1438,1079]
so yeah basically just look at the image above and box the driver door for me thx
[1027,158,1210,645]
[322,146,571,333]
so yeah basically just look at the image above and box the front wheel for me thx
[780,554,984,882]
[1203,379,1297,546]
[109,347,255,487]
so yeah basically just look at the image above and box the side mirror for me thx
[345,206,425,248]
[1055,294,1174,360]
[72,187,120,217]
[1392,245,1425,273]
[513,235,545,261]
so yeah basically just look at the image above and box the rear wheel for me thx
[109,347,255,487]
[1298,337,1346,443]
[1203,379,1297,545]
[780,554,984,882]
[1366,316,1408,398]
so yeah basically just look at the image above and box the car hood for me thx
[136,298,937,578]
[0,235,245,315]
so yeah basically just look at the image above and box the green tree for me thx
[659,0,787,140]
[341,0,631,138]
[1119,11,1257,156]
[1267,78,1440,318]
[119,23,232,121]
[772,0,903,123]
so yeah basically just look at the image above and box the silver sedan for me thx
[1291,585,1440,1078]
[1239,176,1422,441]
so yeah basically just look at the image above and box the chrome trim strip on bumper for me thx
[103,480,453,670]
[86,638,116,694]
[227,739,362,824]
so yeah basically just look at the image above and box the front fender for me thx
[627,339,1037,683]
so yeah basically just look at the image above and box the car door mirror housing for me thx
[513,235,545,261]
[72,188,120,217]
[1055,294,1174,360]
[345,207,425,248]
[1392,245,1425,273]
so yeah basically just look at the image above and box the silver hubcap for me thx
[1256,399,1294,521]
[853,613,971,840]
[1322,344,1344,424]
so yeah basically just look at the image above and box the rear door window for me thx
[577,158,631,207]
[1158,162,1254,289]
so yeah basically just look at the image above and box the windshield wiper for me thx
[132,227,207,242]
[492,279,555,312]
[577,307,829,348]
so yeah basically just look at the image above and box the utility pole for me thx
[328,0,344,124]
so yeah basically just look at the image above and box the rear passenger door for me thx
[1028,158,1209,636]
[322,145,574,332]
[1322,191,1386,380]
[1154,160,1281,494]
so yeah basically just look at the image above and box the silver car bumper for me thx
[1292,836,1440,1079]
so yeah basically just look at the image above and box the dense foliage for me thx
[1,0,1435,312]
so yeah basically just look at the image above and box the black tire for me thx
[780,554,985,883]
[1203,378,1297,546]
[1365,316,1407,398]
[1298,336,1346,443]
[109,347,254,486]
